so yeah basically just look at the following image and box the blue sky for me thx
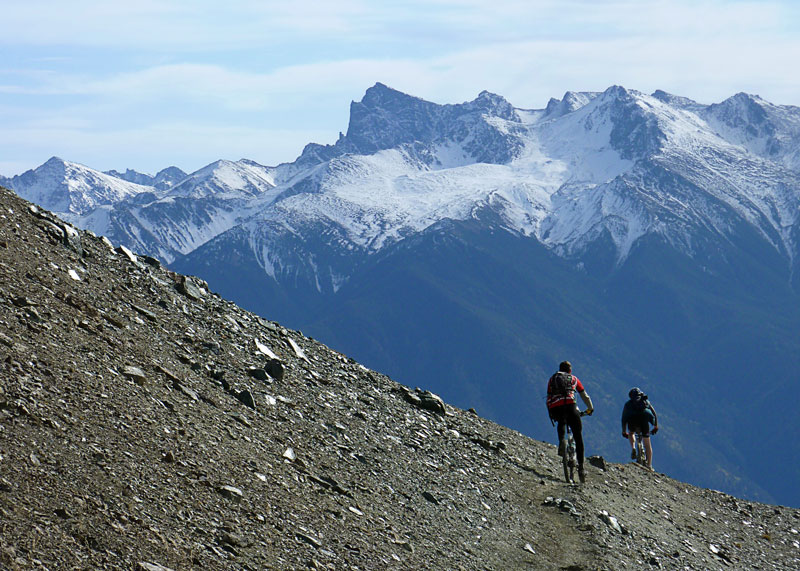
[2,0,799,176]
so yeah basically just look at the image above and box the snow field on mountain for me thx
[527,94,633,185]
[168,159,278,199]
[14,158,151,215]
[7,84,800,280]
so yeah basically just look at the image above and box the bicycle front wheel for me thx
[636,438,646,465]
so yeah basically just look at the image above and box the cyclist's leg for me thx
[643,436,653,468]
[566,407,584,467]
[637,417,653,468]
[551,406,567,455]
[626,423,637,457]
[556,419,566,443]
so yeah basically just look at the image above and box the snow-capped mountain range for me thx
[4,83,800,287]
[5,83,800,506]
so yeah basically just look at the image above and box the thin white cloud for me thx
[3,1,791,49]
[1,122,333,174]
[0,0,374,49]
[1,0,799,175]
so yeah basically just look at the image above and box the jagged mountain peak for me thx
[297,84,526,168]
[572,86,668,161]
[359,81,423,107]
[165,159,276,199]
[105,166,188,191]
[43,155,68,167]
[471,89,517,116]
[8,157,151,215]
[602,84,632,99]
[544,90,600,117]
[650,89,703,111]
[710,91,771,126]
[703,90,800,168]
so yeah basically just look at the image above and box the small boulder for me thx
[61,223,83,256]
[265,359,285,381]
[218,485,243,502]
[247,368,269,381]
[116,245,140,266]
[138,562,175,571]
[122,366,147,385]
[176,276,205,301]
[236,389,256,410]
[588,455,607,471]
[417,390,446,414]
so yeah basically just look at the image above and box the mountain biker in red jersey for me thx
[621,387,659,470]
[547,361,594,482]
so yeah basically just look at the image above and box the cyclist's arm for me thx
[579,390,593,413]
[621,402,630,432]
[648,402,658,426]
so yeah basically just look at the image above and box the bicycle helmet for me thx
[629,387,643,399]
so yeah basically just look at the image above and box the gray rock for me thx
[61,223,83,256]
[296,532,322,549]
[176,276,205,301]
[218,485,243,501]
[12,296,36,308]
[400,387,446,414]
[247,368,269,381]
[588,455,607,471]
[137,563,175,571]
[236,389,256,410]
[598,510,623,533]
[25,307,43,322]
[219,531,249,547]
[116,245,141,266]
[122,366,147,385]
[417,389,446,414]
[130,303,157,322]
[265,358,285,381]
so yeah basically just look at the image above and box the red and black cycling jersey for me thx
[546,374,585,409]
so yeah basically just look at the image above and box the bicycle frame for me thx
[633,432,646,465]
[559,410,588,484]
[632,430,654,466]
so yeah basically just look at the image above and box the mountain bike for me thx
[632,431,646,466]
[560,410,589,484]
[630,429,656,468]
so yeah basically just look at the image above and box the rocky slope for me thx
[2,185,800,570]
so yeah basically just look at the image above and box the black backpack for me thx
[549,372,574,399]
[631,393,649,412]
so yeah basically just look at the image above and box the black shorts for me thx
[626,410,655,436]
[549,404,583,433]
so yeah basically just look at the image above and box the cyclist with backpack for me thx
[621,387,659,470]
[546,361,594,482]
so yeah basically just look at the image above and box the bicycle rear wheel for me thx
[561,438,571,482]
